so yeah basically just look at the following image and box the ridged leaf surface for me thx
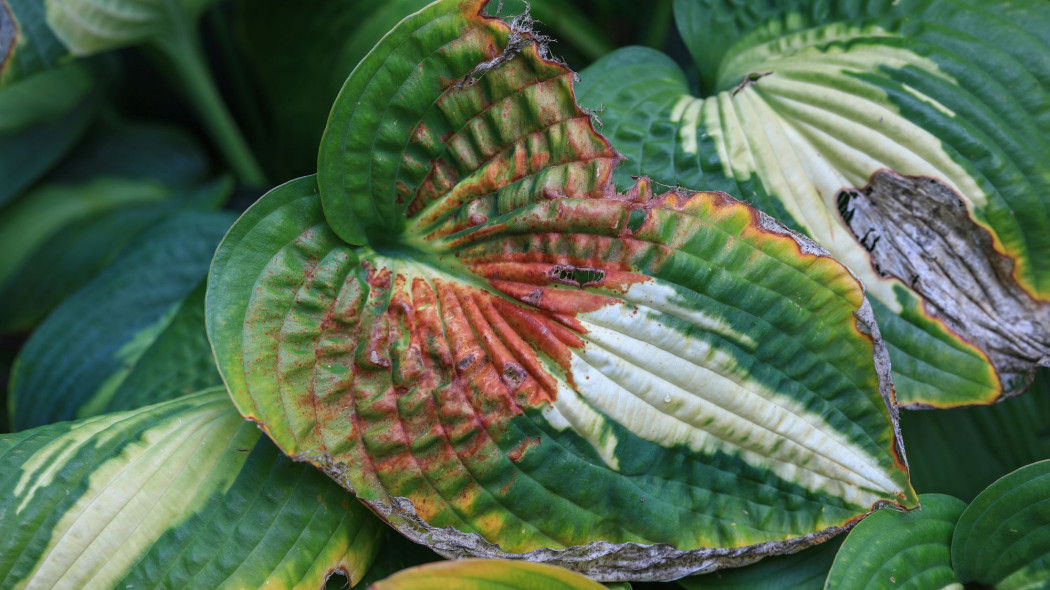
[576,0,1050,408]
[208,0,915,581]
[0,389,384,589]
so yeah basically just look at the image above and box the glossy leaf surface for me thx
[10,210,234,428]
[576,0,1050,408]
[368,559,606,590]
[826,494,965,589]
[0,389,385,589]
[208,0,915,580]
[953,460,1050,589]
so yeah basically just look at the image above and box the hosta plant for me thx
[2,0,1050,587]
[206,0,916,581]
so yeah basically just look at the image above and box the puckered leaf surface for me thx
[576,0,1050,408]
[0,389,385,589]
[207,0,915,581]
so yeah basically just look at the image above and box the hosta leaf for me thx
[10,210,234,429]
[676,535,841,590]
[952,460,1050,589]
[0,389,385,589]
[209,0,915,581]
[233,0,433,179]
[826,494,965,589]
[0,121,224,331]
[0,61,102,207]
[369,559,606,589]
[576,0,1050,408]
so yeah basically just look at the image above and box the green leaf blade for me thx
[369,559,607,590]
[0,390,385,589]
[210,1,916,580]
[10,209,235,428]
[952,460,1050,589]
[581,0,1050,408]
[826,493,965,590]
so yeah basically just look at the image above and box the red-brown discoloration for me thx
[507,436,542,463]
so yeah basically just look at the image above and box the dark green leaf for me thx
[676,536,842,590]
[0,61,102,207]
[902,369,1050,502]
[826,494,965,589]
[0,389,385,589]
[953,460,1050,589]
[233,0,433,179]
[9,210,235,428]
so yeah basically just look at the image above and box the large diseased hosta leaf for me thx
[0,389,385,589]
[576,0,1050,408]
[207,0,916,581]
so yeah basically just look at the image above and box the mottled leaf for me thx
[368,559,606,590]
[577,0,1050,408]
[0,0,70,87]
[826,494,965,589]
[0,389,385,589]
[952,460,1050,589]
[209,0,915,581]
[0,61,101,206]
[10,210,235,428]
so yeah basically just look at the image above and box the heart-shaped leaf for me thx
[576,0,1050,408]
[368,559,606,590]
[0,389,385,589]
[10,210,235,428]
[208,0,916,581]
[952,459,1050,589]
[826,494,966,589]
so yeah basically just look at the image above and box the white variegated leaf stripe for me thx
[577,0,1050,408]
[0,389,384,589]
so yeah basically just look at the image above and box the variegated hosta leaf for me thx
[0,61,102,207]
[576,0,1050,408]
[0,389,385,589]
[208,0,916,581]
[368,559,606,590]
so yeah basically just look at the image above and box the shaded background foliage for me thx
[2,0,1049,588]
